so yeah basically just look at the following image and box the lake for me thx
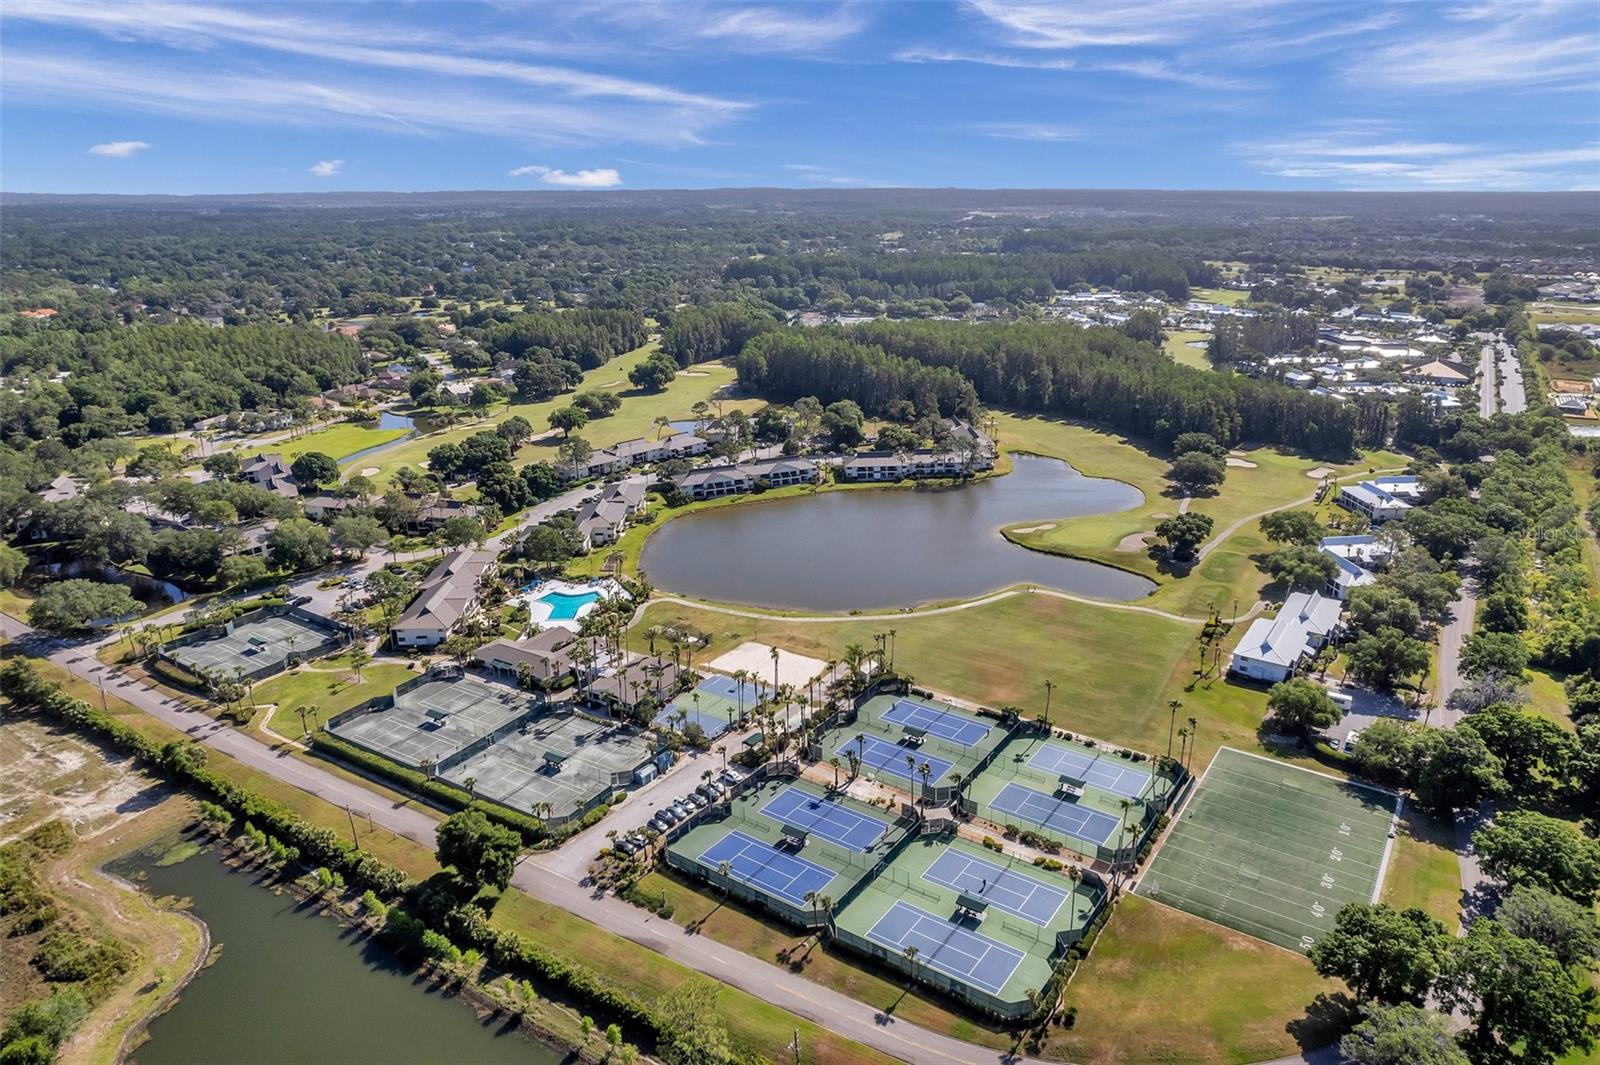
[638,453,1154,611]
[123,844,560,1065]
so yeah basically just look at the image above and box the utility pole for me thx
[344,804,359,846]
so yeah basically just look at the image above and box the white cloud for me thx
[971,122,1079,142]
[509,164,622,188]
[893,47,1074,70]
[0,54,721,148]
[1,0,747,148]
[309,159,343,177]
[587,2,867,54]
[88,140,149,157]
[966,0,1280,50]
[1238,130,1600,190]
[1347,9,1600,92]
[781,163,876,185]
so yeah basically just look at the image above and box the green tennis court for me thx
[1137,747,1400,953]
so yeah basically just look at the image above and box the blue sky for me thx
[2,1,1597,194]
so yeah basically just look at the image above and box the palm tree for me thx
[918,761,932,804]
[1185,716,1198,771]
[1177,725,1190,770]
[464,776,478,798]
[1043,678,1056,727]
[717,859,733,900]
[1066,865,1082,922]
[829,756,842,790]
[902,944,921,990]
[887,628,897,670]
[855,732,867,771]
[845,750,860,781]
[1166,699,1182,760]
[653,415,672,440]
[770,645,781,693]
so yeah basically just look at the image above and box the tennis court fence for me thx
[156,604,349,684]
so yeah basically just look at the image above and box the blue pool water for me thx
[538,589,601,620]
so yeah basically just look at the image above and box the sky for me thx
[2,0,1598,194]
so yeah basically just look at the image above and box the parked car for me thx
[613,838,636,856]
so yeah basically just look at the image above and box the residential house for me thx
[840,453,907,481]
[1228,591,1343,683]
[240,454,299,499]
[1319,534,1392,601]
[673,458,820,500]
[390,547,497,648]
[575,433,707,478]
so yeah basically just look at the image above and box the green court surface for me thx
[1137,747,1399,953]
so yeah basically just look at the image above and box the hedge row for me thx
[0,659,409,898]
[305,730,550,843]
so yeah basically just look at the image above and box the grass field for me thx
[992,410,1406,614]
[489,890,900,1065]
[1049,895,1339,1065]
[1380,807,1462,929]
[267,422,409,463]
[1139,748,1399,952]
[1163,330,1213,369]
[1190,287,1251,307]
[637,591,1196,743]
[356,344,761,484]
[250,652,417,741]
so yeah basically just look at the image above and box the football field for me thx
[1137,747,1400,952]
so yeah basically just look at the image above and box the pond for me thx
[121,844,560,1065]
[638,453,1155,611]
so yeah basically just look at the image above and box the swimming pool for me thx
[537,589,602,621]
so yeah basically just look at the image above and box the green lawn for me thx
[1190,287,1251,307]
[489,891,899,1065]
[992,410,1406,613]
[1163,330,1213,369]
[250,652,418,740]
[1049,895,1339,1065]
[267,422,409,463]
[1381,807,1462,929]
[636,591,1206,755]
[633,869,1013,1051]
[357,344,762,484]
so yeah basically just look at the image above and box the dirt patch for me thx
[1009,523,1055,535]
[0,718,167,842]
[1306,465,1335,479]
[1225,457,1258,468]
[1116,531,1155,553]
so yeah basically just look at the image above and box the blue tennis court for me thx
[837,735,954,785]
[922,849,1068,925]
[700,674,770,704]
[1028,743,1150,799]
[760,786,888,852]
[881,699,990,747]
[653,698,735,740]
[698,830,836,907]
[991,782,1122,848]
[865,901,1024,996]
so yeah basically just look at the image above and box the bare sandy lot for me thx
[706,641,828,687]
[1,718,167,843]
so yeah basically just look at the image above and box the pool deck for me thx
[516,577,628,632]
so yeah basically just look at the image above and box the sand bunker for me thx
[359,466,380,477]
[706,642,827,688]
[1226,457,1258,468]
[1009,523,1055,535]
[1117,531,1155,552]
[1306,465,1335,479]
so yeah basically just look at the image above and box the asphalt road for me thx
[2,613,1038,1065]
[1478,342,1498,417]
